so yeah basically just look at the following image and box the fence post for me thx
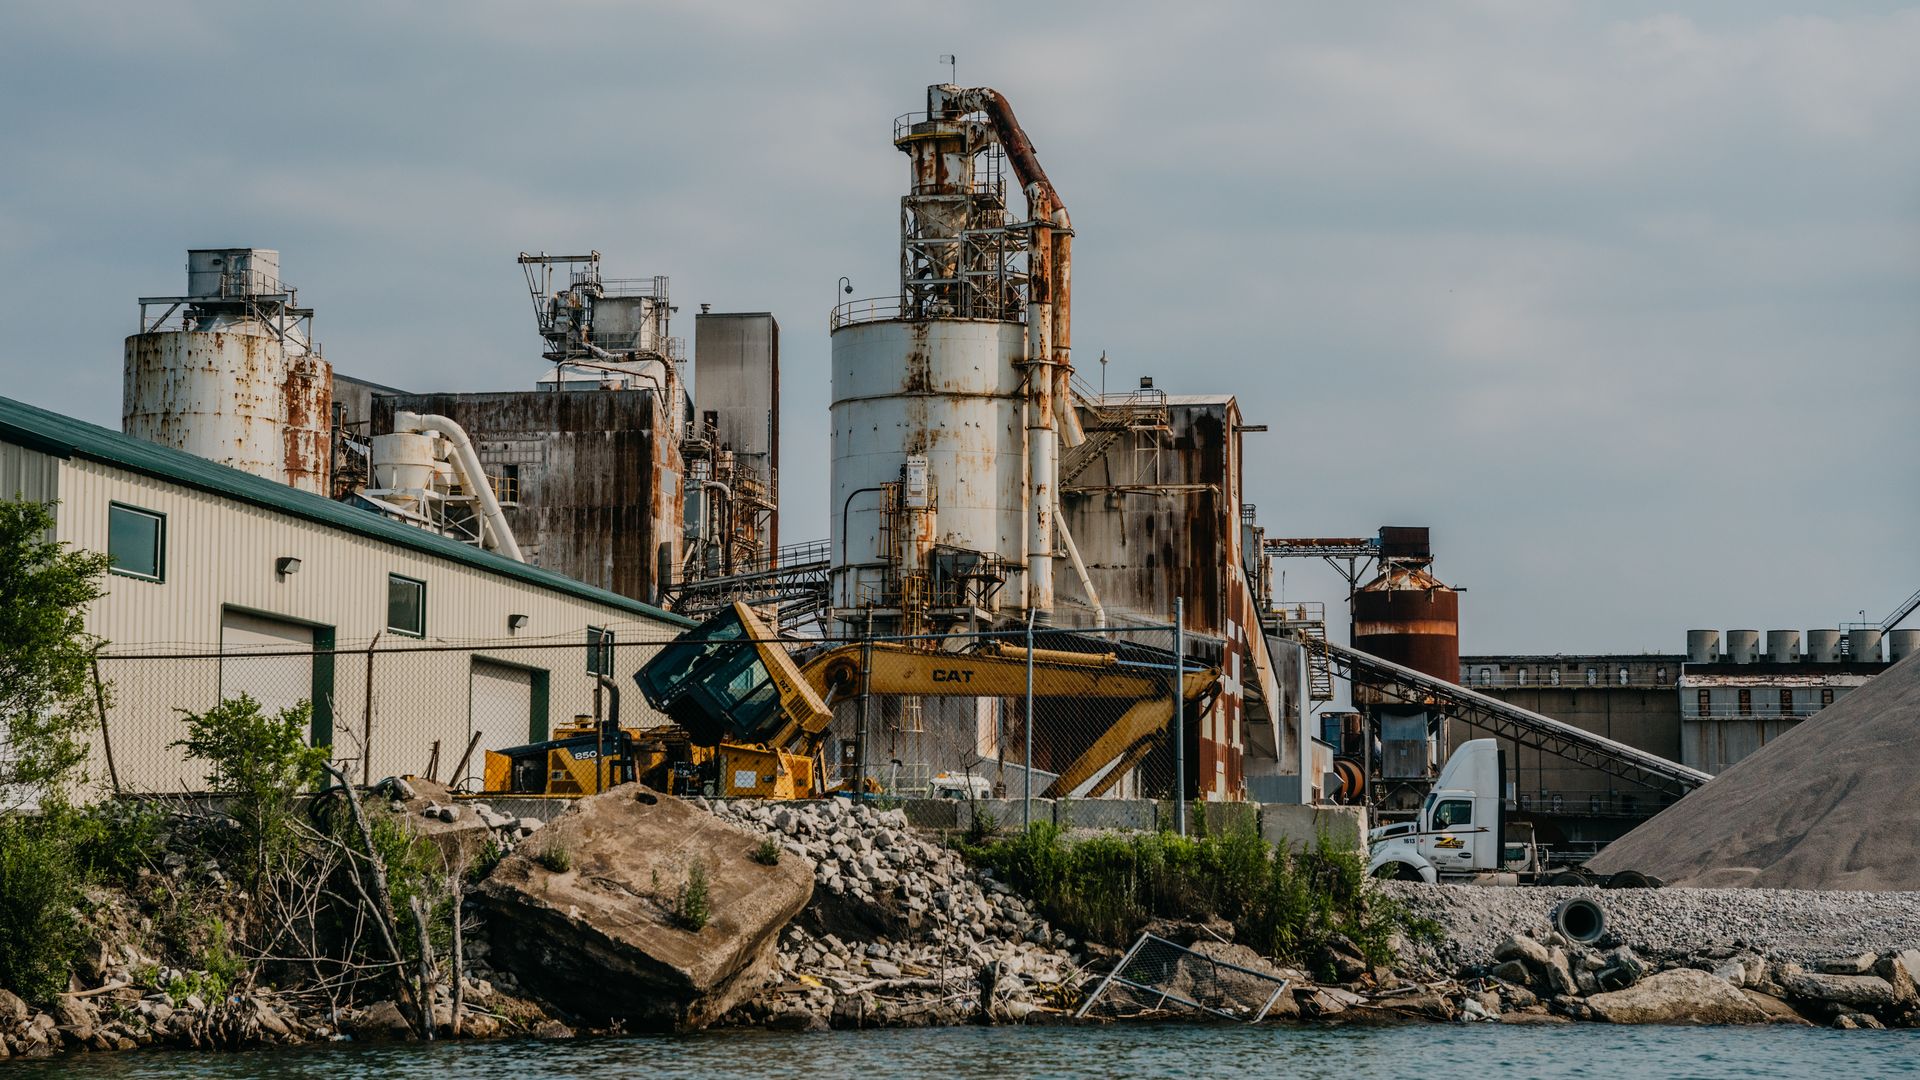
[90,652,120,794]
[1173,596,1185,837]
[856,612,873,801]
[1024,607,1036,830]
[361,632,381,787]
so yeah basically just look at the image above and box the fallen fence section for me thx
[1075,933,1290,1023]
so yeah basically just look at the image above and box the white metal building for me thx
[0,394,691,794]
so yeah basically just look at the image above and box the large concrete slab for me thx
[1053,798,1156,832]
[1260,804,1368,852]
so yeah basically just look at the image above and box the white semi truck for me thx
[1366,738,1656,888]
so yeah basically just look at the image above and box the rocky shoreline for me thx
[5,791,1919,1060]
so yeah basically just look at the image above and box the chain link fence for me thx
[91,619,1199,808]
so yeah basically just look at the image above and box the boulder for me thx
[1778,969,1899,1013]
[478,786,813,1031]
[1741,990,1814,1026]
[1586,968,1772,1025]
[1493,934,1550,968]
[1542,947,1579,997]
[0,989,28,1025]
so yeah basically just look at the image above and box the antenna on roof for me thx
[939,54,956,84]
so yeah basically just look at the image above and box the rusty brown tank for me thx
[1351,564,1460,705]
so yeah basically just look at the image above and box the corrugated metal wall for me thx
[49,455,684,791]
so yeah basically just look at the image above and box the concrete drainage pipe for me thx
[1554,897,1606,944]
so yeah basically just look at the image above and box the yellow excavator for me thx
[474,602,1218,801]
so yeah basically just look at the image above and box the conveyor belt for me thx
[1313,638,1713,799]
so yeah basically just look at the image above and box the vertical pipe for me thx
[1298,643,1313,804]
[1024,607,1036,829]
[857,613,874,801]
[1174,596,1186,837]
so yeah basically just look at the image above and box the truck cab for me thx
[1367,738,1509,883]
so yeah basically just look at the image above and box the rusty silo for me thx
[1351,527,1460,694]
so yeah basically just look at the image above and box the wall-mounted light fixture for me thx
[275,556,302,578]
[507,613,529,632]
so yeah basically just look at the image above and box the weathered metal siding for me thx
[1352,567,1459,700]
[0,439,60,507]
[123,327,332,495]
[45,453,683,794]
[1057,397,1265,800]
[373,390,681,605]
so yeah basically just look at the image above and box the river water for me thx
[8,1023,1919,1078]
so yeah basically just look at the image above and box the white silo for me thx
[1766,630,1801,664]
[1686,630,1720,664]
[1806,629,1843,663]
[1889,629,1920,664]
[124,249,332,493]
[830,85,1078,633]
[1848,629,1884,663]
[1725,630,1761,665]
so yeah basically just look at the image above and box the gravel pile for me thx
[696,797,1086,1027]
[1590,652,1920,890]
[1386,881,1920,970]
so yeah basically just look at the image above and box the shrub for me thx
[466,838,505,883]
[173,695,329,886]
[64,798,166,884]
[751,836,782,866]
[967,823,1425,970]
[674,861,711,931]
[0,819,82,1002]
[963,809,1001,847]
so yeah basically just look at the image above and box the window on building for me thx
[1586,667,1599,686]
[587,626,615,676]
[1780,688,1794,715]
[1617,667,1630,685]
[1697,689,1711,717]
[107,503,165,581]
[1517,667,1529,686]
[1820,688,1835,707]
[1549,668,1561,685]
[1656,666,1668,684]
[1738,688,1752,716]
[1432,799,1473,828]
[1479,667,1493,686]
[493,463,521,504]
[387,574,426,637]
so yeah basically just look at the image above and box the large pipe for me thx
[937,85,1079,613]
[1054,492,1105,627]
[393,410,524,562]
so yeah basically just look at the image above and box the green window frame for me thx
[587,626,615,676]
[387,574,426,637]
[107,502,165,582]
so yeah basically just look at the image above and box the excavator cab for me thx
[635,602,833,761]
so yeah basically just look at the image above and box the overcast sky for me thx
[2,1,1914,653]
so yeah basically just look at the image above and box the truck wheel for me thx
[1602,870,1652,889]
[1373,862,1423,882]
[1547,869,1590,887]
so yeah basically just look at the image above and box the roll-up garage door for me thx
[469,661,535,787]
[220,610,314,718]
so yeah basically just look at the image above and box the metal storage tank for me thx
[1889,629,1920,664]
[1686,629,1720,664]
[1766,630,1800,664]
[830,319,1028,614]
[1848,629,1884,663]
[1725,630,1761,665]
[1806,629,1843,663]
[124,248,331,494]
[1351,564,1460,698]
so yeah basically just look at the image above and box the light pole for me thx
[836,276,852,324]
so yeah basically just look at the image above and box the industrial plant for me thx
[7,79,1912,846]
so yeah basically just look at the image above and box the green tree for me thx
[174,695,329,885]
[0,497,110,811]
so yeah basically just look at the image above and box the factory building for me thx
[1453,654,1684,843]
[1677,628,1902,774]
[0,394,690,794]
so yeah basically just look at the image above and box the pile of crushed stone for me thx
[1589,652,1920,890]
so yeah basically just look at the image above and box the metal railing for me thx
[831,295,906,330]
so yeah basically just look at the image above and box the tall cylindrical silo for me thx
[1351,565,1460,704]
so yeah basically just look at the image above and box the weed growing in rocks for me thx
[752,836,783,866]
[536,845,573,874]
[675,862,711,931]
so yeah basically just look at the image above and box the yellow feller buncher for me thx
[473,602,1217,801]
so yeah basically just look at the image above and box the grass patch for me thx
[751,836,782,866]
[673,861,711,931]
[965,821,1432,974]
[535,845,573,874]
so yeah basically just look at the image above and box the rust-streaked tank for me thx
[1351,565,1459,705]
